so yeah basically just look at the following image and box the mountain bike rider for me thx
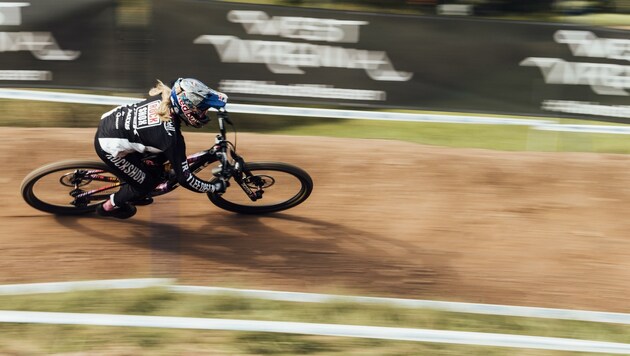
[94,78,229,219]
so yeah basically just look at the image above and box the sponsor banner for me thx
[0,0,141,90]
[519,29,630,122]
[0,0,628,122]
[152,1,421,109]
[151,1,629,121]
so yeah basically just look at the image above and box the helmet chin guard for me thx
[170,78,228,128]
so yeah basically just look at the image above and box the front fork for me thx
[205,150,263,202]
[237,176,264,201]
[229,156,264,201]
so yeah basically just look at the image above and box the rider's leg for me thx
[94,138,160,216]
[98,153,160,205]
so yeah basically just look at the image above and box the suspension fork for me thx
[230,156,264,201]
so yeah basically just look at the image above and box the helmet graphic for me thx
[169,78,228,128]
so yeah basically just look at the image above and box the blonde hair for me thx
[148,79,181,122]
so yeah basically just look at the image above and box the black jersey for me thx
[96,96,215,193]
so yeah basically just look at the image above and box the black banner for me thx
[0,0,143,90]
[1,0,628,121]
[151,0,630,121]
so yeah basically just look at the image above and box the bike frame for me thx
[69,115,261,207]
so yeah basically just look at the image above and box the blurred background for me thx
[2,1,630,354]
[0,0,628,128]
[232,0,630,17]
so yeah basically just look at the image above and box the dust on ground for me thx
[3,127,630,312]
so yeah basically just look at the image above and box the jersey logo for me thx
[148,101,161,125]
[135,101,162,129]
[164,121,175,136]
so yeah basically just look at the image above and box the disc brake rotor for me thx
[59,171,91,187]
[245,175,275,189]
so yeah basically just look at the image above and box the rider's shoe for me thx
[131,196,154,206]
[95,202,137,219]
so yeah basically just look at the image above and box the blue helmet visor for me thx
[196,90,228,111]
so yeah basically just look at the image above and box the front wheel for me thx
[207,162,313,214]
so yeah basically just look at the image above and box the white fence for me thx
[2,88,630,134]
[1,279,630,354]
[0,310,629,354]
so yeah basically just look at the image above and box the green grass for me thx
[202,114,630,154]
[0,288,629,355]
[155,110,630,154]
[553,13,630,26]
[3,95,630,154]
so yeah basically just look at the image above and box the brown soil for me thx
[3,127,630,312]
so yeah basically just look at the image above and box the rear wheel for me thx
[207,162,313,214]
[21,160,121,215]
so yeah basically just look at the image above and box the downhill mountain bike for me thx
[21,113,313,215]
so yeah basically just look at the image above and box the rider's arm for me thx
[166,133,216,193]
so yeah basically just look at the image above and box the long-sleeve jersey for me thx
[96,96,215,193]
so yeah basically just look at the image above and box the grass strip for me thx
[3,97,630,154]
[0,288,628,355]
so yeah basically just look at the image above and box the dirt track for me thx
[3,127,630,312]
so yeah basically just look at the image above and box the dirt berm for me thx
[2,127,630,312]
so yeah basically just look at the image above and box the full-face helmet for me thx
[170,78,228,128]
